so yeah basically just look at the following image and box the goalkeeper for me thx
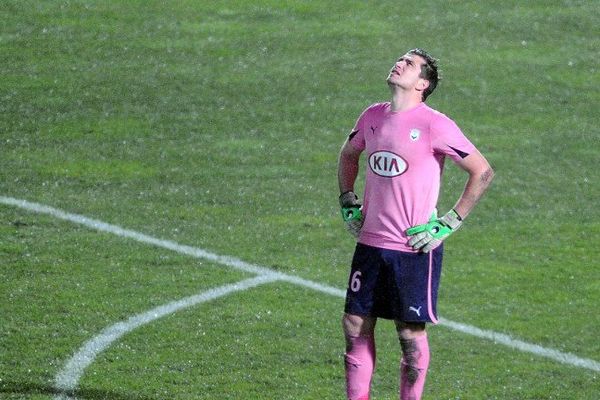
[337,48,494,400]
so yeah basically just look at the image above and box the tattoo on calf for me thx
[400,338,421,385]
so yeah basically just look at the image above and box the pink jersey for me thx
[348,102,477,252]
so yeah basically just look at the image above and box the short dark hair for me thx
[407,48,440,100]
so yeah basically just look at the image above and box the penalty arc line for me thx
[52,274,279,399]
[1,195,599,375]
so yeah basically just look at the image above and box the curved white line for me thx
[52,274,279,399]
[1,196,598,376]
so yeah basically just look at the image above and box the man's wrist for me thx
[443,209,463,230]
[339,191,359,208]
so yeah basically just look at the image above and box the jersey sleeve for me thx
[347,104,376,151]
[430,113,477,163]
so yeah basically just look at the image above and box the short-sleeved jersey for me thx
[348,102,477,252]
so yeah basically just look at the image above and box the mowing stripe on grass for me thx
[2,195,599,374]
[53,274,279,400]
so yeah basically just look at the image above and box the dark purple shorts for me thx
[344,243,444,323]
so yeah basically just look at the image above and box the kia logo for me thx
[368,151,407,177]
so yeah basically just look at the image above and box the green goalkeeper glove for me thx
[339,191,363,238]
[406,209,463,253]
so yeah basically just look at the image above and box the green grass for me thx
[1,0,599,399]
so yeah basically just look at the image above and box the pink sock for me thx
[399,334,430,400]
[345,335,376,400]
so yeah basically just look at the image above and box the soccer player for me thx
[337,48,494,400]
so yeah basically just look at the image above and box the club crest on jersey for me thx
[410,128,421,141]
[369,151,407,177]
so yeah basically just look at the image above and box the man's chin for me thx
[386,78,399,87]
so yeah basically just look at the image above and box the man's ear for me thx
[416,78,430,92]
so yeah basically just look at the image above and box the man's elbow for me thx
[480,166,495,185]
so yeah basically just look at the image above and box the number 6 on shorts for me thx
[350,270,362,292]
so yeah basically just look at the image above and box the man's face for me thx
[386,53,429,91]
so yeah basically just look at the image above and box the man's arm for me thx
[338,139,363,193]
[451,149,495,219]
[407,149,494,252]
[337,139,364,238]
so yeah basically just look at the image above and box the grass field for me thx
[1,1,599,399]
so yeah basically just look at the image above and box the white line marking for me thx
[439,318,599,371]
[53,274,279,399]
[0,196,272,276]
[2,196,599,374]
